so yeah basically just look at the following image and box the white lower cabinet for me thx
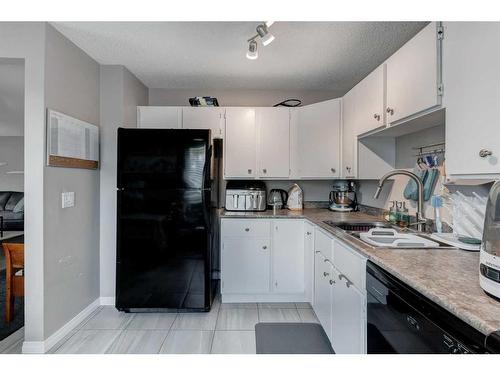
[314,250,334,342]
[221,218,307,302]
[272,220,305,293]
[331,267,367,354]
[221,236,271,294]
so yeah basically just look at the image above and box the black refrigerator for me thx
[116,128,220,312]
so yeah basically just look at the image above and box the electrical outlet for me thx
[62,192,75,208]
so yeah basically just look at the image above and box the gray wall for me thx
[0,60,24,136]
[149,88,339,107]
[99,65,147,300]
[43,24,101,338]
[0,22,46,345]
[0,136,24,191]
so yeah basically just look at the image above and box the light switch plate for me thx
[62,192,75,208]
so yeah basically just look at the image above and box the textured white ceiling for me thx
[0,60,24,137]
[51,22,427,92]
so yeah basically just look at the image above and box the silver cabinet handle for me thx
[324,258,333,266]
[315,250,321,254]
[339,274,353,288]
[306,231,312,235]
[262,245,267,250]
[386,107,394,115]
[373,114,381,121]
[247,169,252,174]
[479,149,493,158]
[329,279,335,285]
[323,272,329,277]
[262,168,267,174]
[245,228,250,232]
[331,168,336,173]
[346,166,352,173]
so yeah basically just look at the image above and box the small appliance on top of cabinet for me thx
[329,180,358,212]
[225,180,267,212]
[480,180,500,301]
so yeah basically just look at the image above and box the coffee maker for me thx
[329,180,358,212]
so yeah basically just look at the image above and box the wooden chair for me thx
[2,243,24,323]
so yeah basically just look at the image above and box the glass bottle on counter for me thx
[398,202,410,228]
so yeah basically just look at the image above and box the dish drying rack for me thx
[413,142,445,157]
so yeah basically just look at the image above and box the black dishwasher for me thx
[366,261,488,354]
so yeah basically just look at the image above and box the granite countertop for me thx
[220,208,500,337]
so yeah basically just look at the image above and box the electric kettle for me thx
[268,189,288,209]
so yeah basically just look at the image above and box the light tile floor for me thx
[0,297,319,354]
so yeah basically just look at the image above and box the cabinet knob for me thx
[479,149,493,158]
[323,272,329,277]
[331,168,336,173]
[386,107,394,116]
[306,231,312,235]
[262,245,267,250]
[329,279,335,285]
[247,169,252,174]
[373,114,381,121]
[245,228,250,232]
[263,168,267,174]
[346,166,351,173]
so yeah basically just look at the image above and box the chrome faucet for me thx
[373,169,427,232]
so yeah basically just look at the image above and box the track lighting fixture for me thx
[245,22,276,60]
[256,24,275,46]
[246,39,258,60]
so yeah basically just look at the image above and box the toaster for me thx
[480,180,500,300]
[225,180,267,212]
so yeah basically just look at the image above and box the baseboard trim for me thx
[22,298,101,354]
[100,296,115,306]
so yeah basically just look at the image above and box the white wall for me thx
[0,136,24,191]
[0,22,46,345]
[99,65,148,301]
[149,88,339,107]
[43,24,101,339]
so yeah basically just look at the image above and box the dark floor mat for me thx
[0,269,24,341]
[255,323,334,354]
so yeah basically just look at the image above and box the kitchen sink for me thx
[323,220,456,249]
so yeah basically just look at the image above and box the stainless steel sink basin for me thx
[323,220,456,249]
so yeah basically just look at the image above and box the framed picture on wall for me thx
[46,109,99,169]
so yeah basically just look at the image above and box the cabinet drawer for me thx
[333,240,366,289]
[314,228,334,260]
[221,219,271,237]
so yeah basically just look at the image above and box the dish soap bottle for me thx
[398,202,410,228]
[388,201,398,224]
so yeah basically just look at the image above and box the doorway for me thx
[0,58,25,343]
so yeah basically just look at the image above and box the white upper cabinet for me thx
[224,107,257,178]
[341,89,358,179]
[182,107,224,139]
[354,65,386,135]
[137,106,182,128]
[385,22,441,124]
[443,22,500,177]
[272,220,304,294]
[292,99,341,179]
[256,107,290,179]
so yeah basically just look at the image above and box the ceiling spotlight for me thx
[256,24,275,46]
[246,40,258,60]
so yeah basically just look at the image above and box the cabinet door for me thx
[304,221,315,302]
[182,107,224,139]
[341,88,358,178]
[331,268,366,354]
[354,65,385,134]
[224,107,256,178]
[313,251,333,342]
[137,106,182,128]
[386,22,440,123]
[294,99,341,178]
[221,237,270,294]
[443,22,500,177]
[257,108,290,178]
[272,220,304,293]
